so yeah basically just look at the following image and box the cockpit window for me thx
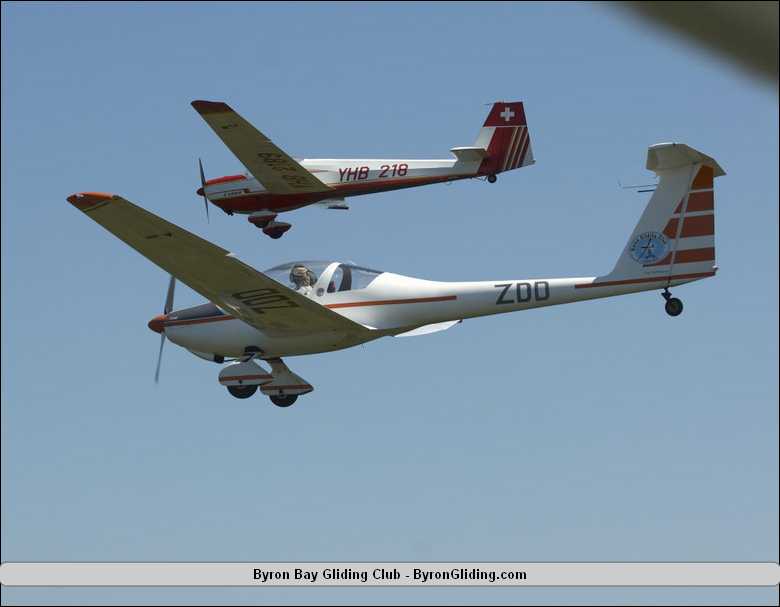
[264,261,329,290]
[264,260,383,292]
[342,264,382,290]
[327,265,344,293]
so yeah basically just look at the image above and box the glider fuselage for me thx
[160,267,713,359]
[200,158,478,214]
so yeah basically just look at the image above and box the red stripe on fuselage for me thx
[205,174,247,186]
[326,295,457,309]
[575,271,716,289]
[163,315,235,328]
[160,294,458,327]
[208,173,472,213]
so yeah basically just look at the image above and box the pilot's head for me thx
[290,264,314,288]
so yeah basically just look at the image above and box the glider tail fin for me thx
[473,101,534,175]
[603,143,724,286]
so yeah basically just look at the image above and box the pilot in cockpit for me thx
[289,264,317,295]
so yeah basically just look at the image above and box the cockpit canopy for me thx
[264,261,384,293]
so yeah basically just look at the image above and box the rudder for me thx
[474,101,535,175]
[604,143,725,287]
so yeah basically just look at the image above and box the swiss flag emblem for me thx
[483,102,526,127]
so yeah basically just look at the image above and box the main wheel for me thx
[263,222,292,239]
[487,174,497,183]
[665,297,684,317]
[227,384,258,399]
[270,394,298,407]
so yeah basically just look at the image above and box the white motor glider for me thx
[68,143,722,407]
[192,100,534,238]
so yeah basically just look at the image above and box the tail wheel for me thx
[487,174,497,183]
[227,384,258,399]
[665,297,684,317]
[270,394,298,407]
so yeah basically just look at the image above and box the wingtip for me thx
[191,100,232,114]
[67,192,115,210]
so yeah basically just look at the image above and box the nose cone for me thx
[148,314,166,334]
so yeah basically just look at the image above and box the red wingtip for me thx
[67,192,114,210]
[191,100,232,114]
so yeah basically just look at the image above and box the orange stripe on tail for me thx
[691,165,714,189]
[644,247,715,267]
[680,214,714,237]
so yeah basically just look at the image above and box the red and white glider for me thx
[192,100,534,238]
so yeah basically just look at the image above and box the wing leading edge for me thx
[66,192,370,339]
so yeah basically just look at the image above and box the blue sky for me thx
[1,2,777,605]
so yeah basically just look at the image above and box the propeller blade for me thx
[199,157,206,185]
[199,157,210,223]
[154,333,166,384]
[163,275,176,315]
[154,275,176,384]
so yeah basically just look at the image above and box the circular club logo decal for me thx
[629,231,669,264]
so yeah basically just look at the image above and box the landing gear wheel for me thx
[270,394,298,407]
[227,384,258,399]
[487,174,497,183]
[664,297,684,317]
[262,221,292,240]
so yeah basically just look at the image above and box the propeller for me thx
[198,157,210,223]
[154,275,177,384]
